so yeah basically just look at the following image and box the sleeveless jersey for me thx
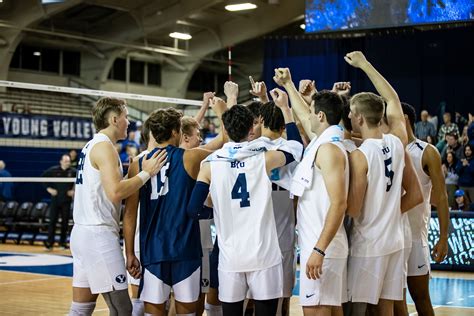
[139,145,201,265]
[407,140,433,246]
[73,133,122,232]
[350,134,405,257]
[297,142,349,258]
[209,151,281,272]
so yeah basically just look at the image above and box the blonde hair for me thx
[350,92,384,128]
[92,97,126,131]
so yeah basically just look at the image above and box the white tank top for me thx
[210,152,281,272]
[297,142,349,258]
[407,140,433,246]
[73,133,122,232]
[343,139,358,153]
[351,134,405,257]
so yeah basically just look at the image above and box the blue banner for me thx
[0,113,95,141]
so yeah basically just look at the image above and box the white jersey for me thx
[343,139,358,153]
[73,133,123,232]
[351,134,405,257]
[407,140,433,246]
[297,142,349,258]
[209,151,281,272]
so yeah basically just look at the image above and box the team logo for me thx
[201,278,210,287]
[115,274,127,284]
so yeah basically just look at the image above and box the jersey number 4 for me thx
[384,157,394,192]
[231,173,250,207]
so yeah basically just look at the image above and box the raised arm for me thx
[249,76,270,103]
[306,144,347,280]
[200,97,229,151]
[91,142,167,204]
[224,81,239,108]
[273,68,316,140]
[344,51,407,145]
[424,145,449,262]
[401,151,423,213]
[194,92,214,124]
[347,150,369,218]
[270,88,303,146]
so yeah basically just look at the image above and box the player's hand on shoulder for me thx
[126,254,141,279]
[344,51,369,68]
[142,149,167,177]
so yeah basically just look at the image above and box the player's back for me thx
[407,140,433,244]
[139,145,200,265]
[351,133,405,257]
[73,133,121,232]
[209,148,281,272]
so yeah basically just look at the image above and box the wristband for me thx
[137,171,151,185]
[313,247,326,257]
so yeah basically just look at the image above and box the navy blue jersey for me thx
[139,145,202,265]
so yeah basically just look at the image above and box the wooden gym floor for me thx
[1,244,473,315]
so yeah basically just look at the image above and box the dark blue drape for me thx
[263,26,474,117]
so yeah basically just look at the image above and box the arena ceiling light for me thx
[300,24,306,30]
[225,3,257,12]
[33,51,41,56]
[169,32,192,40]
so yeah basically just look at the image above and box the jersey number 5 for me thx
[231,173,250,207]
[384,157,394,192]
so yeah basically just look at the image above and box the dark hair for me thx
[246,101,262,119]
[350,92,385,128]
[341,103,352,132]
[222,105,254,142]
[92,97,126,131]
[465,144,473,157]
[147,108,183,143]
[401,102,417,131]
[446,132,459,140]
[443,151,458,167]
[141,116,151,146]
[260,101,285,133]
[312,90,343,125]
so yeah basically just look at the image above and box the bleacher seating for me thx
[0,88,93,118]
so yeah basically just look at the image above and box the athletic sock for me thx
[205,303,223,316]
[131,298,144,316]
[69,301,96,316]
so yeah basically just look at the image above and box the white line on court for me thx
[0,276,66,285]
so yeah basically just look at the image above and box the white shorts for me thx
[403,246,412,288]
[201,247,213,293]
[348,250,404,305]
[299,253,348,307]
[282,250,296,298]
[71,225,128,294]
[407,240,431,277]
[141,267,201,304]
[219,263,283,303]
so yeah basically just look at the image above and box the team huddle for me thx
[68,51,450,316]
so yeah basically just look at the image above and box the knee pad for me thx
[102,289,132,316]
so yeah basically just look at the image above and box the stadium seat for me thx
[0,201,19,226]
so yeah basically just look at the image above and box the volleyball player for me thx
[399,102,449,316]
[124,98,227,316]
[69,97,166,316]
[187,103,303,316]
[344,51,423,315]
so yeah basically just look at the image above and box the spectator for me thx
[437,112,460,151]
[203,122,218,144]
[69,149,78,169]
[441,132,464,161]
[0,160,13,201]
[460,126,469,146]
[415,110,436,141]
[41,154,76,250]
[452,189,474,212]
[455,112,468,132]
[443,152,459,207]
[121,130,140,151]
[201,118,211,138]
[133,121,142,146]
[456,144,474,202]
[427,113,438,132]
[467,114,474,146]
[120,144,138,174]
